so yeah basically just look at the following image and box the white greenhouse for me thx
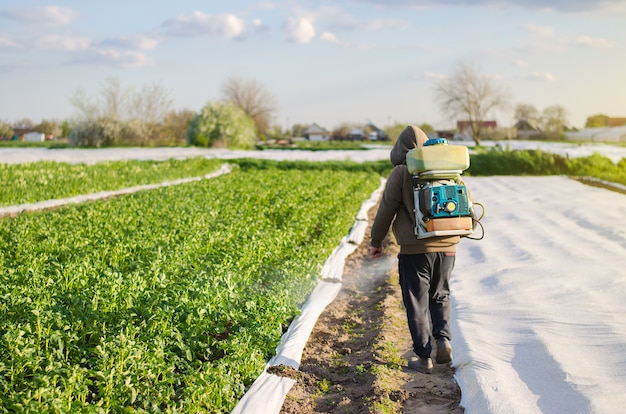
[566,126,626,142]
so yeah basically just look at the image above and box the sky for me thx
[1,1,625,131]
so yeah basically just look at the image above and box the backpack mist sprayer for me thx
[406,138,484,240]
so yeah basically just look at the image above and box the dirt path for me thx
[272,207,464,413]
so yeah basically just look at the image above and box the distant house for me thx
[456,121,498,133]
[456,120,497,140]
[303,123,330,141]
[348,128,364,140]
[514,120,542,139]
[24,132,45,142]
[607,117,626,127]
[431,130,455,140]
[366,123,389,141]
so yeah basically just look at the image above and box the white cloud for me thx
[575,35,615,49]
[351,0,626,14]
[284,16,316,44]
[252,18,270,35]
[411,71,448,82]
[521,71,556,81]
[253,2,278,10]
[75,49,155,69]
[515,59,529,66]
[0,62,35,74]
[162,12,246,39]
[313,6,406,32]
[100,35,159,51]
[0,33,19,47]
[424,71,448,80]
[2,6,78,26]
[320,32,338,44]
[37,34,90,51]
[522,24,554,37]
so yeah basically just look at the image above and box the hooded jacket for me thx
[370,125,459,254]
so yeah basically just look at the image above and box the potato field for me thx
[0,158,385,413]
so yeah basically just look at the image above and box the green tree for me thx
[34,119,61,137]
[68,117,124,147]
[187,101,257,149]
[61,120,72,138]
[331,123,354,140]
[157,109,196,145]
[418,123,434,135]
[221,77,277,136]
[585,114,608,128]
[0,121,13,139]
[291,123,309,138]
[385,122,410,143]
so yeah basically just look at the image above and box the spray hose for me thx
[466,202,485,240]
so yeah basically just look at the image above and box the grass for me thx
[467,146,626,186]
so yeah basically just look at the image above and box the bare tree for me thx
[69,88,100,120]
[13,118,35,129]
[68,77,174,146]
[541,104,569,137]
[514,103,540,128]
[128,82,173,125]
[435,62,509,145]
[221,77,277,136]
[101,77,131,120]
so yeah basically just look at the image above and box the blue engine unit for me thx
[419,183,471,219]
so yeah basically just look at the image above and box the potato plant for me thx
[0,165,380,412]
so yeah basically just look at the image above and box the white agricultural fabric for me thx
[452,176,626,414]
[231,181,386,414]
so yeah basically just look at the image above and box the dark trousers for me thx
[398,252,455,359]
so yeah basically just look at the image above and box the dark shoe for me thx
[408,356,433,374]
[436,338,453,364]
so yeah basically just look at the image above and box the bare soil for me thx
[270,207,464,413]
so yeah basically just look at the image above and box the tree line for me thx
[1,62,612,148]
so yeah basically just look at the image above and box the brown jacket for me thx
[370,125,459,254]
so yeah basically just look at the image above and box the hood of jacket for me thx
[390,125,429,166]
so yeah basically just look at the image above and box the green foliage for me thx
[0,121,14,139]
[33,119,61,137]
[257,140,369,151]
[0,158,224,207]
[585,114,608,128]
[384,123,407,142]
[231,158,391,176]
[0,140,69,148]
[467,146,626,186]
[61,120,72,138]
[468,147,566,175]
[0,165,380,411]
[418,123,434,135]
[187,101,257,149]
[68,117,125,147]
